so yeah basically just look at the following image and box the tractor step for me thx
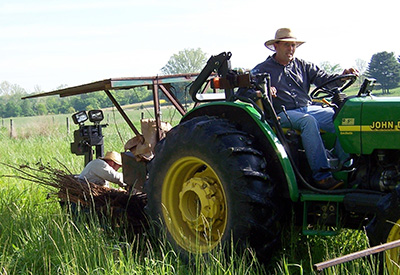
[301,193,345,236]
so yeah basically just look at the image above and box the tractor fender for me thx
[182,102,299,201]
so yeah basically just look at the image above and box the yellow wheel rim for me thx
[386,219,400,274]
[162,156,227,253]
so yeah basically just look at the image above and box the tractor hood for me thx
[335,96,400,154]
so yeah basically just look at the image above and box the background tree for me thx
[366,51,400,94]
[161,48,207,75]
[35,103,48,116]
[355,59,367,75]
[319,61,342,74]
[0,81,25,97]
[161,48,208,108]
[5,102,22,117]
[20,100,35,117]
[354,58,368,85]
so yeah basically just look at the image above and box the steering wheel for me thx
[310,74,357,100]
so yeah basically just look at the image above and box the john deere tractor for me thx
[145,52,400,269]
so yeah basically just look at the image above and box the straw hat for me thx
[264,28,305,51]
[101,151,122,166]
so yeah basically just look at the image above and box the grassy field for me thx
[0,87,398,274]
[344,80,400,97]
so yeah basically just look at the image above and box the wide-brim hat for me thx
[264,28,305,51]
[101,151,122,166]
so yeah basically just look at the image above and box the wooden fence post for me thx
[66,117,70,134]
[9,119,13,138]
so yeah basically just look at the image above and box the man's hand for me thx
[255,86,277,98]
[342,68,359,76]
[270,86,277,97]
[119,182,128,188]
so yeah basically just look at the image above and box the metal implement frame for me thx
[314,239,400,274]
[23,74,199,142]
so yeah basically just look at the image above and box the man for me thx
[79,151,127,188]
[252,28,358,190]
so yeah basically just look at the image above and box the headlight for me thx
[72,111,88,125]
[88,110,104,123]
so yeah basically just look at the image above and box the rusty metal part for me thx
[22,74,199,140]
[22,74,199,99]
[104,89,142,139]
[313,239,400,273]
[158,84,186,116]
[152,78,161,142]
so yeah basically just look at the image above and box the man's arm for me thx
[93,161,127,188]
[307,62,358,88]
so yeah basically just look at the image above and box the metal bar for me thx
[158,84,186,116]
[313,239,400,272]
[22,74,199,100]
[152,78,162,142]
[104,89,142,138]
[194,80,212,108]
[110,74,199,89]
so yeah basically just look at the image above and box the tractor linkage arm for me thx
[189,52,251,103]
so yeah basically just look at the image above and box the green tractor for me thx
[144,52,400,269]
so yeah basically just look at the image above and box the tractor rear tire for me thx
[145,116,282,262]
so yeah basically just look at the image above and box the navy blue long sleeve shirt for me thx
[252,55,339,112]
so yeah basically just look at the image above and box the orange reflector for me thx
[213,77,220,89]
[322,98,330,105]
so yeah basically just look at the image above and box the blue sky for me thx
[1,0,399,93]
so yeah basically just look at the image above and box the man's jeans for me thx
[277,105,347,181]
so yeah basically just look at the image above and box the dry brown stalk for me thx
[0,161,148,232]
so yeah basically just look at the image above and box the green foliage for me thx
[160,48,208,105]
[161,48,207,75]
[5,101,22,117]
[0,120,264,273]
[319,61,343,74]
[36,102,48,115]
[366,51,400,94]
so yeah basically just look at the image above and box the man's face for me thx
[274,41,297,65]
[108,160,121,171]
[113,163,122,171]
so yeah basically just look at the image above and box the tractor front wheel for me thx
[367,211,400,273]
[385,220,400,274]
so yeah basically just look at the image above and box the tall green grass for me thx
[0,105,393,274]
[0,185,266,274]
